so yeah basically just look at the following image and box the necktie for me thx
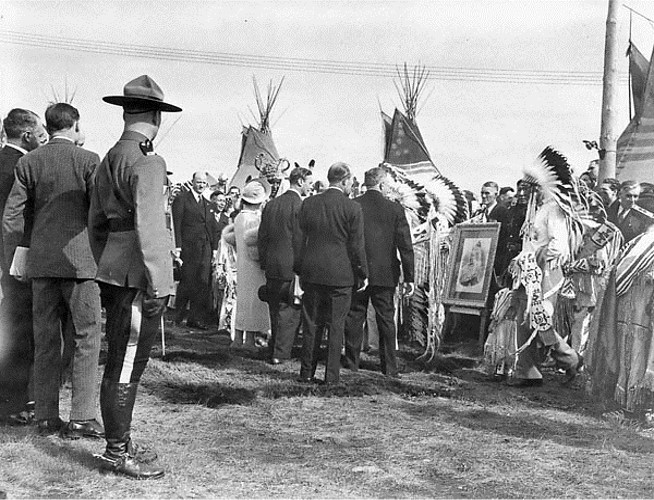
[619,209,629,223]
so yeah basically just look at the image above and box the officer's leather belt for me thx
[108,218,135,232]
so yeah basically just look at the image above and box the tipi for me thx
[229,76,284,189]
[382,64,440,185]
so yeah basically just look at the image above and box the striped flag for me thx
[616,42,654,182]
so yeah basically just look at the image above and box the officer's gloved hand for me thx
[142,294,168,318]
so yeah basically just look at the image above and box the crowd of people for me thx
[2,73,654,482]
[0,75,416,480]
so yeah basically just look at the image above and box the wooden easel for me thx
[447,305,489,346]
[441,222,500,348]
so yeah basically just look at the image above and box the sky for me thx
[0,0,653,193]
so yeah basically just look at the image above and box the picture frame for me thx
[442,222,501,309]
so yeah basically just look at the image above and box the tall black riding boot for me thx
[98,380,164,479]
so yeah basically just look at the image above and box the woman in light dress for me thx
[224,181,270,348]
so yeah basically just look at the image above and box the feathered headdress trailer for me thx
[379,162,469,362]
[521,146,584,257]
[522,146,576,207]
[423,175,469,227]
[380,162,468,240]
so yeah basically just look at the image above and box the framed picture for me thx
[442,222,501,309]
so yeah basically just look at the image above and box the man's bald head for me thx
[192,171,209,194]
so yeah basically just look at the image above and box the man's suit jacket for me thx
[607,201,652,244]
[258,189,302,281]
[212,211,230,242]
[487,202,511,275]
[295,187,367,287]
[354,189,413,287]
[89,130,175,298]
[3,138,99,279]
[172,190,220,267]
[0,146,24,273]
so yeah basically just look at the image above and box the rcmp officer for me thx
[88,75,181,479]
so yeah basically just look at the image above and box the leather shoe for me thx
[296,376,317,384]
[60,419,105,440]
[508,378,543,388]
[37,417,65,435]
[6,409,35,426]
[98,454,164,480]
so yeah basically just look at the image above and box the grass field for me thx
[1,321,654,499]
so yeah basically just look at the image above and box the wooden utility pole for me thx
[599,0,621,183]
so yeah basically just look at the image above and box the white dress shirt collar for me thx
[50,135,74,143]
[4,143,28,155]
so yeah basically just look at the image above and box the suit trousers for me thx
[0,272,34,412]
[100,284,162,384]
[266,278,301,360]
[175,258,213,325]
[32,278,102,421]
[344,286,398,375]
[300,283,351,383]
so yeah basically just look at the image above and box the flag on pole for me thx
[616,42,654,182]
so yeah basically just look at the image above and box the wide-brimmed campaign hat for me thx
[103,75,182,112]
[241,180,268,204]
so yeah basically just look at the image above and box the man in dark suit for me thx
[480,181,511,278]
[89,74,180,479]
[295,162,367,385]
[3,103,103,439]
[498,180,530,288]
[209,189,230,238]
[607,181,654,244]
[343,167,414,377]
[172,171,220,328]
[258,167,313,364]
[0,108,47,425]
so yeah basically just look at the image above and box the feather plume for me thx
[523,146,586,260]
[381,163,468,225]
[423,175,469,225]
[384,177,421,211]
[382,163,430,218]
[523,146,574,202]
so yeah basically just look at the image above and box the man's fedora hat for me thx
[103,75,182,112]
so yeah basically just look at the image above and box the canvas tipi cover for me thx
[229,77,283,189]
[229,126,279,189]
[616,42,654,182]
[382,64,440,184]
[382,108,439,182]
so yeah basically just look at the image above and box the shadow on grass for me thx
[142,339,463,407]
[400,397,654,455]
[158,349,233,365]
[144,362,455,408]
[149,380,258,407]
[452,366,602,417]
[32,436,99,473]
